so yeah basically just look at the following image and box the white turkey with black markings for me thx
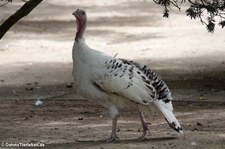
[72,8,183,142]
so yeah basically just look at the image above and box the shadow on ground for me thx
[1,55,224,89]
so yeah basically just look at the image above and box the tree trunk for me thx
[0,0,43,39]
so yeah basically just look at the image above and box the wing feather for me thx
[92,57,182,134]
[93,58,156,105]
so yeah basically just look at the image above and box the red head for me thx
[72,9,87,41]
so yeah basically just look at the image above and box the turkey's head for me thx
[72,9,87,33]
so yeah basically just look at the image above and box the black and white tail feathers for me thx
[122,59,183,135]
[141,64,183,135]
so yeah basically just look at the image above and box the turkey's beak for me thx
[72,11,76,16]
[72,9,79,17]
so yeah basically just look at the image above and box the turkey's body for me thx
[73,39,137,110]
[72,8,183,142]
[73,39,111,105]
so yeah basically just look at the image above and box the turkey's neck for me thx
[75,18,86,41]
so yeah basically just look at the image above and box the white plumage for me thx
[72,9,183,142]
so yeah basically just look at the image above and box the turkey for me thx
[72,8,183,142]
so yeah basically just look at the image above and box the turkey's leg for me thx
[106,115,119,142]
[138,111,150,140]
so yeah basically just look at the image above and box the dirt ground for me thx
[0,100,225,149]
[0,0,225,149]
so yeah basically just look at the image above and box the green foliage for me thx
[154,0,171,6]
[207,17,216,32]
[219,20,225,28]
[163,9,169,18]
[154,0,180,18]
[154,0,225,32]
[186,6,201,19]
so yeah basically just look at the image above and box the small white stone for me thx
[35,99,43,106]
[191,141,197,146]
[13,90,16,94]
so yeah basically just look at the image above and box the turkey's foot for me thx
[99,134,119,142]
[138,124,151,140]
[138,111,151,140]
[106,134,119,142]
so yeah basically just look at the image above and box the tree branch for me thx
[154,0,225,32]
[0,0,43,39]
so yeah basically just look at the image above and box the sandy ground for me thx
[0,0,225,148]
[0,100,225,149]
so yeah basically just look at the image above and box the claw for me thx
[106,135,119,142]
[138,126,151,140]
[138,111,151,140]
